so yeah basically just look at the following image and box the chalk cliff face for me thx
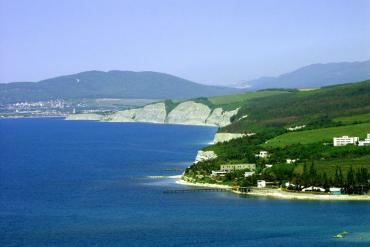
[135,102,166,123]
[206,108,239,127]
[105,109,136,122]
[166,101,211,126]
[66,113,103,121]
[194,150,218,164]
[213,133,245,144]
[66,100,238,127]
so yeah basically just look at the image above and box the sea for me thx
[0,118,369,247]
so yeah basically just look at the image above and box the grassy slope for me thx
[334,112,370,124]
[206,90,292,111]
[186,80,370,187]
[208,90,291,105]
[221,80,370,133]
[164,90,293,113]
[263,122,370,148]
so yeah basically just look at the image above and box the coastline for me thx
[177,177,370,201]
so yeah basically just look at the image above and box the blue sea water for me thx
[0,118,369,247]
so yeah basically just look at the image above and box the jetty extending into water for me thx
[164,188,230,193]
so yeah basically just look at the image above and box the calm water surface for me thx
[0,118,369,246]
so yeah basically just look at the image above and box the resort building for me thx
[257,180,266,188]
[244,171,255,177]
[287,125,306,131]
[358,134,370,146]
[329,187,342,195]
[333,136,359,146]
[220,163,256,172]
[286,159,297,164]
[256,151,269,158]
[211,170,228,177]
[212,164,256,177]
[302,186,325,192]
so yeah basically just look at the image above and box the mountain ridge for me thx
[239,60,370,89]
[0,70,240,104]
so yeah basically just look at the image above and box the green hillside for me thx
[164,89,293,111]
[207,90,292,105]
[263,122,370,148]
[334,112,370,124]
[185,79,370,194]
[221,80,370,133]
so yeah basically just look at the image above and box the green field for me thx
[334,112,370,124]
[294,155,370,179]
[263,122,370,148]
[208,90,291,105]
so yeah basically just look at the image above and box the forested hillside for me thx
[221,80,370,133]
[184,79,370,194]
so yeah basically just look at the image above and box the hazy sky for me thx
[1,0,369,85]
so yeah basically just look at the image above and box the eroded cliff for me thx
[66,100,238,127]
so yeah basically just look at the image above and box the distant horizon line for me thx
[2,58,369,86]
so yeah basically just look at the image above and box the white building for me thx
[287,125,306,131]
[257,180,266,188]
[211,170,228,177]
[286,159,297,164]
[244,171,255,177]
[333,136,359,146]
[358,134,370,146]
[265,164,273,168]
[211,164,256,177]
[302,186,325,192]
[256,151,269,158]
[329,187,342,195]
[220,164,256,172]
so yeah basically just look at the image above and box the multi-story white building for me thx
[333,136,359,146]
[220,164,256,172]
[212,164,256,176]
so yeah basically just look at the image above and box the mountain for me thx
[239,60,370,89]
[0,70,240,104]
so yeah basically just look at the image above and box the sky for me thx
[0,0,369,85]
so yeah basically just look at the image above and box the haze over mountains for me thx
[0,71,240,104]
[239,60,370,89]
[1,60,370,104]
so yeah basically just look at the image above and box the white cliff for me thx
[213,133,246,144]
[104,109,136,122]
[194,150,218,164]
[206,108,239,127]
[134,102,166,123]
[66,113,103,121]
[66,101,238,127]
[166,101,212,126]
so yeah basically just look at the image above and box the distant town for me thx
[0,98,156,118]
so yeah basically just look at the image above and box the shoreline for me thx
[0,115,66,119]
[176,178,370,201]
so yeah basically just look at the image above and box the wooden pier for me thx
[164,188,230,193]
